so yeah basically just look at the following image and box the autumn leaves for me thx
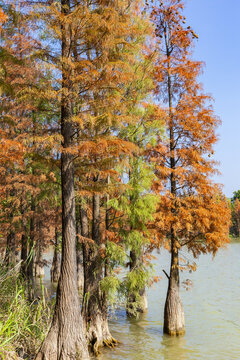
[0,0,231,359]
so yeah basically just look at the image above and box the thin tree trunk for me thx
[20,232,28,277]
[126,250,148,316]
[35,1,89,358]
[126,170,148,317]
[82,194,116,355]
[20,204,28,278]
[51,228,61,283]
[4,231,16,268]
[76,209,84,290]
[105,178,110,278]
[163,38,185,335]
[27,197,35,300]
[35,221,45,278]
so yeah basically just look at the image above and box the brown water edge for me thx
[40,242,240,360]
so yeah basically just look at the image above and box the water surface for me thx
[99,242,240,360]
[43,242,240,360]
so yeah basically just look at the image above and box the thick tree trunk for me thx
[51,229,61,283]
[82,194,116,355]
[163,244,185,336]
[126,250,148,317]
[35,1,89,358]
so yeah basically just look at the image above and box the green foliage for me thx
[232,190,240,203]
[125,267,150,293]
[105,241,126,267]
[0,263,54,359]
[100,275,122,306]
[230,191,240,237]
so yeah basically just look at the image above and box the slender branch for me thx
[162,269,170,280]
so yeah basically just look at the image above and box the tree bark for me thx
[28,198,35,280]
[4,231,16,268]
[126,250,148,317]
[163,245,185,336]
[51,228,61,283]
[162,35,185,336]
[35,221,45,278]
[26,197,36,300]
[35,1,89,358]
[20,232,28,278]
[82,194,116,355]
[20,203,28,278]
[76,211,84,290]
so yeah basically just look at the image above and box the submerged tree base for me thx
[90,335,118,356]
[126,290,148,318]
[35,319,89,360]
[163,286,185,337]
[85,311,118,356]
[164,328,185,336]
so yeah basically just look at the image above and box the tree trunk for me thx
[51,229,61,283]
[163,245,185,336]
[126,250,148,317]
[27,197,35,300]
[76,212,84,290]
[35,222,45,278]
[20,203,28,278]
[163,36,185,336]
[20,233,28,278]
[4,231,16,268]
[77,247,84,291]
[35,1,89,358]
[82,194,116,355]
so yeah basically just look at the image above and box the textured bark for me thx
[77,248,84,291]
[27,197,35,300]
[20,205,28,278]
[20,233,28,277]
[28,198,35,279]
[35,223,45,278]
[162,35,185,336]
[35,1,89,358]
[76,214,84,290]
[51,229,61,283]
[82,194,116,355]
[163,246,185,336]
[126,250,148,317]
[4,231,16,267]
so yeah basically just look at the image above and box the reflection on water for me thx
[42,242,240,360]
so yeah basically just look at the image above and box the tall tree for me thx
[35,0,89,358]
[151,0,230,336]
[70,0,155,351]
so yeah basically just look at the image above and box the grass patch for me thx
[0,262,54,360]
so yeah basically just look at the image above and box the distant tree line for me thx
[230,190,240,237]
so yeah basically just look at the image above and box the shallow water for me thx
[43,242,240,360]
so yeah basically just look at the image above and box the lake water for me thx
[41,241,240,360]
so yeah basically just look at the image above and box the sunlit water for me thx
[41,241,240,360]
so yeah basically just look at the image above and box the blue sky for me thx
[184,0,240,198]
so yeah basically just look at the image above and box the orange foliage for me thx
[150,0,230,259]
